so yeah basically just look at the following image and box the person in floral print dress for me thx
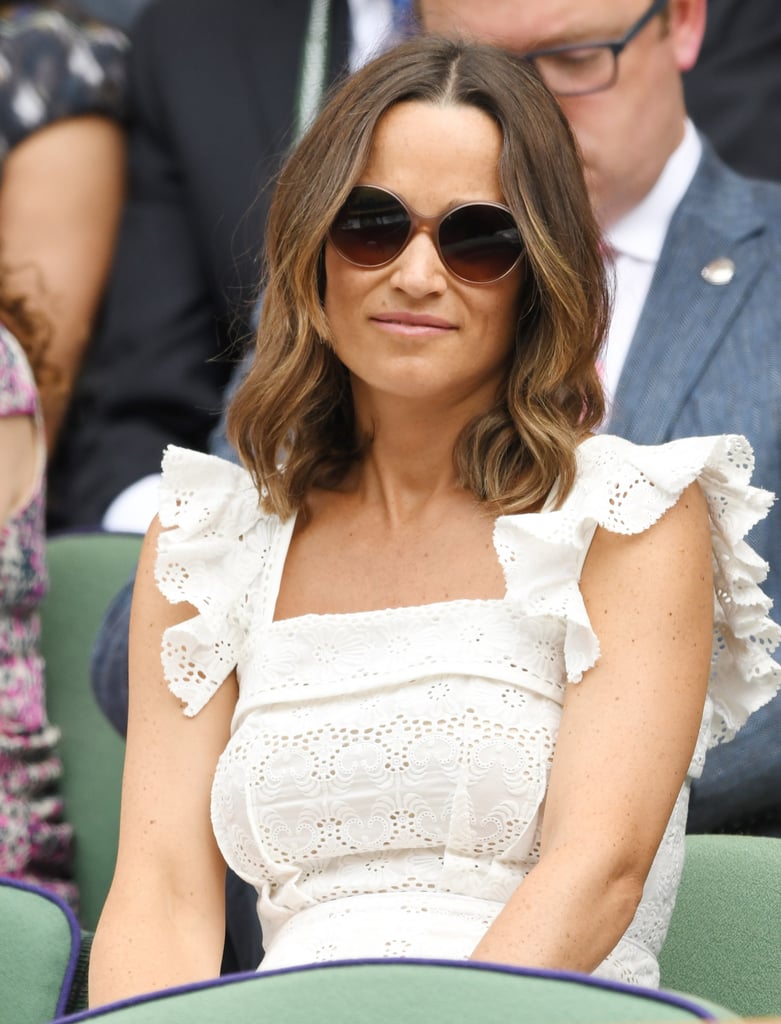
[0,315,77,908]
[0,1,129,915]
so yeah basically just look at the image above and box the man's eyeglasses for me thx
[329,185,524,285]
[522,0,669,97]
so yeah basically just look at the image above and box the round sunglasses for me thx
[328,185,524,285]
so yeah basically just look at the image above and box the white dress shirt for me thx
[347,0,395,69]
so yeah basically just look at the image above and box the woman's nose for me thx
[389,228,448,297]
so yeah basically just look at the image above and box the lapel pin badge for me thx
[701,257,735,286]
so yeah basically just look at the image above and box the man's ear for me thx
[670,0,707,72]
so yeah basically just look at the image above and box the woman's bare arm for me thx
[471,482,713,971]
[89,517,236,1007]
[0,115,126,451]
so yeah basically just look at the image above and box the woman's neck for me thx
[333,391,489,527]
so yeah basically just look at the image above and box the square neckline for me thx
[265,444,598,626]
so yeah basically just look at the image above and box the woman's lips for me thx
[371,311,456,335]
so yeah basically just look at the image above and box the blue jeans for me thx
[90,576,134,736]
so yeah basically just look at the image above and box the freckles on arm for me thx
[89,518,235,1005]
[471,483,713,972]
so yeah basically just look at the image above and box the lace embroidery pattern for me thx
[154,434,781,985]
[156,447,282,716]
[243,602,568,706]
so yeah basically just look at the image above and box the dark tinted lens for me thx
[330,187,411,267]
[439,204,523,282]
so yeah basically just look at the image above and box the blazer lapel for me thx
[609,143,770,443]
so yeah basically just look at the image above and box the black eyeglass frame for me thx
[328,185,524,286]
[521,0,670,97]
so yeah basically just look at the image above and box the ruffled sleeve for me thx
[494,434,781,756]
[155,445,288,717]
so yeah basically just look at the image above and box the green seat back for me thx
[659,833,781,1018]
[0,879,80,1023]
[58,960,724,1024]
[40,532,142,931]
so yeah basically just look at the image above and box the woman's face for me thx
[323,100,523,419]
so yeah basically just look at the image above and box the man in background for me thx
[416,0,781,838]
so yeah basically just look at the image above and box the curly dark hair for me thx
[0,264,56,392]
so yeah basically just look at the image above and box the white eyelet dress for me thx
[154,433,780,987]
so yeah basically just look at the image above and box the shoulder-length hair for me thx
[228,36,609,518]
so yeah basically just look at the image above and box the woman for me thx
[89,37,779,1005]
[0,2,128,451]
[0,0,126,910]
[0,284,76,907]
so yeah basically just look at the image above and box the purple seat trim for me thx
[1,876,82,1018]
[56,955,717,1021]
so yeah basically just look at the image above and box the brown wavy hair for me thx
[228,36,609,518]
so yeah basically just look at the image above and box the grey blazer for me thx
[610,139,781,619]
[609,140,781,828]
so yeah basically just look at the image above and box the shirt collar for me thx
[605,119,702,264]
[346,0,395,70]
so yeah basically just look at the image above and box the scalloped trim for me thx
[154,437,781,742]
[156,446,285,715]
[495,433,780,749]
